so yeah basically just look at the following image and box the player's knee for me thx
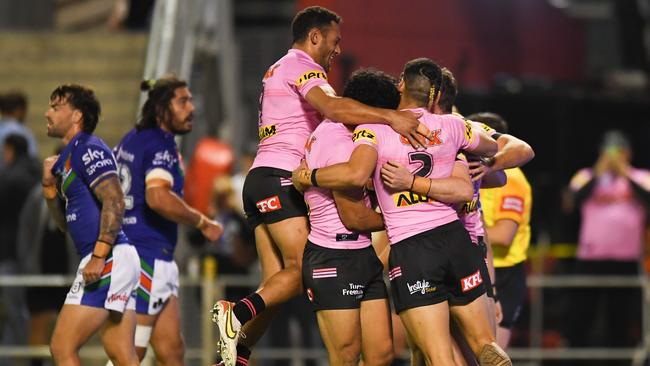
[363,342,394,366]
[478,342,512,366]
[153,335,185,362]
[49,337,72,361]
[335,340,361,364]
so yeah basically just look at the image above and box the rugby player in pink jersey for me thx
[211,6,430,366]
[302,68,399,366]
[380,68,534,365]
[293,58,512,366]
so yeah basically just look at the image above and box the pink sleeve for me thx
[292,62,331,98]
[449,115,479,151]
[352,124,380,150]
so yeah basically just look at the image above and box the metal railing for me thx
[0,272,648,365]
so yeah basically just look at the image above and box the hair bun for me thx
[140,79,156,91]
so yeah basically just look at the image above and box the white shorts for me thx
[65,244,140,313]
[136,256,179,315]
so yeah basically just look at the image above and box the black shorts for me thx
[302,241,388,311]
[494,262,527,329]
[388,221,486,314]
[242,167,308,228]
[477,237,494,299]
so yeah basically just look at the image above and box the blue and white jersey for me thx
[114,127,185,261]
[52,132,128,257]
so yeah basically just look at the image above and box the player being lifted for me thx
[211,6,429,366]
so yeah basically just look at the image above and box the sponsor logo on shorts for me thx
[388,266,402,281]
[296,70,327,86]
[342,283,364,298]
[392,191,433,207]
[407,280,436,295]
[71,281,81,294]
[306,288,314,302]
[107,293,130,304]
[500,196,524,214]
[259,124,277,141]
[352,129,377,145]
[152,298,164,309]
[312,267,337,279]
[256,195,282,213]
[461,270,483,292]
[399,129,443,146]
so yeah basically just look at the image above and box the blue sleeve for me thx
[143,140,177,176]
[73,142,118,188]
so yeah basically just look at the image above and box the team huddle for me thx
[40,5,533,366]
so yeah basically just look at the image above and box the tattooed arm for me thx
[82,174,125,283]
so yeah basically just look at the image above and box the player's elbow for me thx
[348,170,370,188]
[145,190,166,213]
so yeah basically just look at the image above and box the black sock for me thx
[235,344,251,366]
[233,293,265,325]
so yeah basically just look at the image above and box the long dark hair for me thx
[137,76,187,130]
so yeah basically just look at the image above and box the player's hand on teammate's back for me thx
[388,110,428,149]
[82,256,105,284]
[381,160,414,191]
[202,219,224,242]
[42,155,59,186]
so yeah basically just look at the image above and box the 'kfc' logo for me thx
[460,270,483,292]
[256,196,282,213]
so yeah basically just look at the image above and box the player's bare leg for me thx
[317,309,362,366]
[496,327,511,350]
[239,223,284,347]
[213,216,308,365]
[50,304,109,366]
[102,310,139,366]
[399,302,454,366]
[148,296,185,365]
[450,294,511,366]
[359,298,394,366]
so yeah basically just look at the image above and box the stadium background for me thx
[1,0,650,365]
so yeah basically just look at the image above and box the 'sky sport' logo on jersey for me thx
[295,70,327,86]
[259,125,276,141]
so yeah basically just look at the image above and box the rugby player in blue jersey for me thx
[114,77,223,365]
[43,84,140,366]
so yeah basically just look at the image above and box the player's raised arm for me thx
[42,155,67,232]
[305,86,429,149]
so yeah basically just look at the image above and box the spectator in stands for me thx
[0,134,40,347]
[16,146,76,366]
[0,91,38,167]
[567,130,650,362]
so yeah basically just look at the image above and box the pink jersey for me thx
[570,168,650,260]
[459,121,498,243]
[459,174,484,244]
[251,49,333,172]
[305,121,372,249]
[353,108,480,244]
